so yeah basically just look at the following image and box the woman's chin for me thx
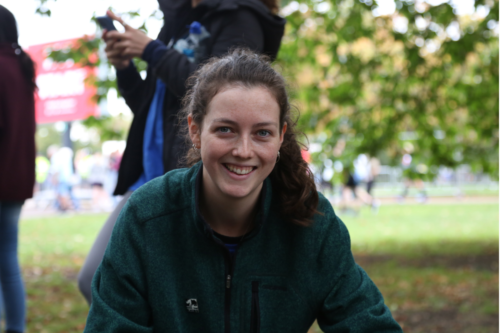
[219,184,258,200]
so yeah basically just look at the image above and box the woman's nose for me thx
[233,136,253,159]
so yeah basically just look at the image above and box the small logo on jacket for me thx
[186,299,199,313]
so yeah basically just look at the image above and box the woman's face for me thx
[189,85,286,201]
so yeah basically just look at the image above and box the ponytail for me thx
[270,115,319,226]
[17,46,37,92]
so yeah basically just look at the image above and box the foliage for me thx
[278,0,499,178]
[36,12,147,142]
[82,114,131,141]
[34,1,499,177]
[34,0,55,17]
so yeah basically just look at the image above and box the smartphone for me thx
[96,16,117,31]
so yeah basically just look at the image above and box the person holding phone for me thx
[77,0,286,304]
[84,49,402,333]
[0,5,37,333]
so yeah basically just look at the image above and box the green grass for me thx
[339,204,499,256]
[19,213,107,267]
[13,204,499,333]
[364,261,498,313]
[25,269,88,332]
[17,213,107,332]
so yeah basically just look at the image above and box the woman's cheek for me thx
[202,136,228,158]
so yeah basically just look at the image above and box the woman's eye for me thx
[257,130,271,137]
[217,127,231,133]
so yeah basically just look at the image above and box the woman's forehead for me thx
[205,85,280,124]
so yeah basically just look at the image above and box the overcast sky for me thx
[1,0,163,47]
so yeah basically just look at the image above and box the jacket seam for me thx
[137,205,192,225]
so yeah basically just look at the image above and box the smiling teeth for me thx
[226,164,253,175]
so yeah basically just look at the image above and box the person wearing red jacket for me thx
[0,5,37,333]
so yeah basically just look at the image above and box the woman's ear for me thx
[188,114,201,148]
[279,122,287,145]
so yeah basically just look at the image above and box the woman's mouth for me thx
[223,163,256,175]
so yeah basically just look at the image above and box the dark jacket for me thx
[0,44,36,201]
[85,163,402,332]
[114,0,286,195]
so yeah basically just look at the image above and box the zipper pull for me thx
[226,275,231,289]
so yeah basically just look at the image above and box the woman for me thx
[85,49,401,332]
[78,0,286,304]
[0,5,37,333]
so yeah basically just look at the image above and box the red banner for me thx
[26,38,99,124]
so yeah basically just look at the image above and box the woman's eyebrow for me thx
[211,118,278,128]
[253,122,278,128]
[211,118,237,125]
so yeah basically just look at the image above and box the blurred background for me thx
[1,0,498,332]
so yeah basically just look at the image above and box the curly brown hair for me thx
[179,48,318,226]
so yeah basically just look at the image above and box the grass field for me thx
[11,203,499,332]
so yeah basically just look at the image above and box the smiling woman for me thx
[187,85,286,236]
[182,49,318,228]
[84,49,403,333]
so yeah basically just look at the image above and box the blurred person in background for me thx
[74,148,93,188]
[35,153,50,192]
[0,5,37,333]
[77,0,285,304]
[340,155,379,215]
[49,146,78,211]
[398,144,428,203]
[105,150,122,208]
[88,152,111,212]
[366,156,380,195]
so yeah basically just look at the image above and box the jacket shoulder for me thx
[314,193,341,228]
[126,166,197,222]
[308,192,351,246]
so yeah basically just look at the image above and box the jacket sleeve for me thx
[84,198,153,332]
[152,7,264,99]
[316,215,402,332]
[116,61,147,115]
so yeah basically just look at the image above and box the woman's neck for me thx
[200,173,262,238]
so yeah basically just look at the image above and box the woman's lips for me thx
[223,163,256,176]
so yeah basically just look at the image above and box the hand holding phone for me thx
[98,13,129,69]
[96,16,117,32]
[99,10,153,69]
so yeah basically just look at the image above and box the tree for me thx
[278,0,498,177]
[35,0,499,177]
[33,2,152,143]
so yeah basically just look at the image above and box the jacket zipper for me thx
[250,281,260,333]
[224,247,236,333]
[210,227,253,332]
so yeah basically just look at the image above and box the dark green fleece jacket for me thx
[84,163,402,332]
